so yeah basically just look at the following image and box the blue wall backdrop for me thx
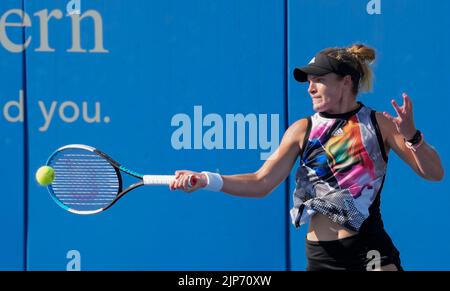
[23,0,286,270]
[1,0,448,270]
[0,0,25,271]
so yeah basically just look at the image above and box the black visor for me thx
[293,53,361,83]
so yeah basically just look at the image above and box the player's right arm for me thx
[171,118,308,198]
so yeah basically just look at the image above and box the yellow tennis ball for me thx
[36,166,55,186]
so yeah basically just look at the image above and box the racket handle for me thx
[143,175,175,185]
[143,175,197,187]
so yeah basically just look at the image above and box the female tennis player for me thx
[170,44,444,271]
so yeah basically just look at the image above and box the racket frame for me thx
[46,144,191,215]
[46,144,144,215]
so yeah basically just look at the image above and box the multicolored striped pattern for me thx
[290,103,387,231]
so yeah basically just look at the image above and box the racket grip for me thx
[143,175,175,185]
[143,175,197,188]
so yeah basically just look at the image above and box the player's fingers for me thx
[184,175,192,190]
[180,175,188,190]
[184,174,196,190]
[186,176,202,193]
[171,183,178,191]
[170,176,180,190]
[172,172,202,192]
[402,94,409,114]
[187,174,199,187]
[193,173,207,188]
[404,93,413,113]
[175,170,187,178]
[383,112,395,122]
[171,176,180,190]
[383,112,401,126]
[176,177,184,188]
[181,174,197,192]
[391,99,403,117]
[169,180,175,191]
[173,170,189,189]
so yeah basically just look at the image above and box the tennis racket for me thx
[45,144,196,215]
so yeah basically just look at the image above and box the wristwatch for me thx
[404,129,424,152]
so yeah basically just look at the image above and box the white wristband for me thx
[201,171,223,192]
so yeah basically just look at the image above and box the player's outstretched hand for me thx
[169,170,208,193]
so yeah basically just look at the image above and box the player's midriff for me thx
[307,213,358,241]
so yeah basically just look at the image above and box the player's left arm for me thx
[379,92,444,181]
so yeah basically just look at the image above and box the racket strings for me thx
[48,149,120,212]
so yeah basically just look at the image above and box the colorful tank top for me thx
[290,102,388,232]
